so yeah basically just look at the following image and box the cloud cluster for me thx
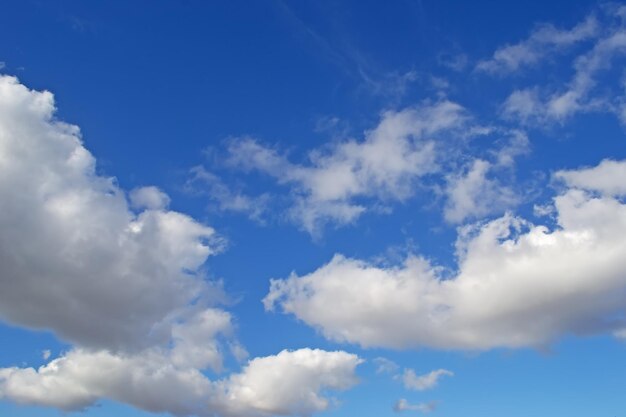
[224,101,467,234]
[0,75,361,416]
[496,6,626,124]
[0,348,362,417]
[265,158,626,350]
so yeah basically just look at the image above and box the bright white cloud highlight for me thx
[402,369,453,391]
[217,348,362,417]
[265,159,626,350]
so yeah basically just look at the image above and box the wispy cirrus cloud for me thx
[223,100,468,235]
[491,6,626,125]
[476,15,598,75]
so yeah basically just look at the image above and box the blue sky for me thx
[2,0,626,416]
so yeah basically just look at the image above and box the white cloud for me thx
[402,369,453,391]
[444,159,518,224]
[499,8,626,124]
[393,399,438,413]
[476,15,598,74]
[0,75,363,416]
[0,348,362,417]
[0,75,226,351]
[41,350,51,360]
[187,166,270,222]
[225,101,467,234]
[555,158,626,196]
[501,88,543,123]
[264,159,626,350]
[216,348,362,417]
[373,357,399,375]
[545,23,626,121]
[170,308,233,371]
[129,186,171,210]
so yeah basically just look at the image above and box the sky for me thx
[1,0,626,416]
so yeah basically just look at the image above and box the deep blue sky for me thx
[1,1,626,416]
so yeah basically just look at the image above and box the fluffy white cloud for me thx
[402,369,453,391]
[216,348,362,417]
[0,75,225,351]
[225,101,467,234]
[0,348,362,417]
[0,75,362,416]
[265,159,626,350]
[444,159,518,224]
[555,158,626,196]
[129,185,171,210]
[393,399,438,413]
[476,15,597,74]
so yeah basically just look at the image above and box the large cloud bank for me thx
[0,75,361,416]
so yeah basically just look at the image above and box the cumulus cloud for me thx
[0,348,362,417]
[555,158,626,196]
[0,75,225,351]
[225,101,467,234]
[393,399,438,413]
[264,159,626,350]
[0,75,362,416]
[217,348,362,417]
[476,15,598,74]
[402,369,453,391]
